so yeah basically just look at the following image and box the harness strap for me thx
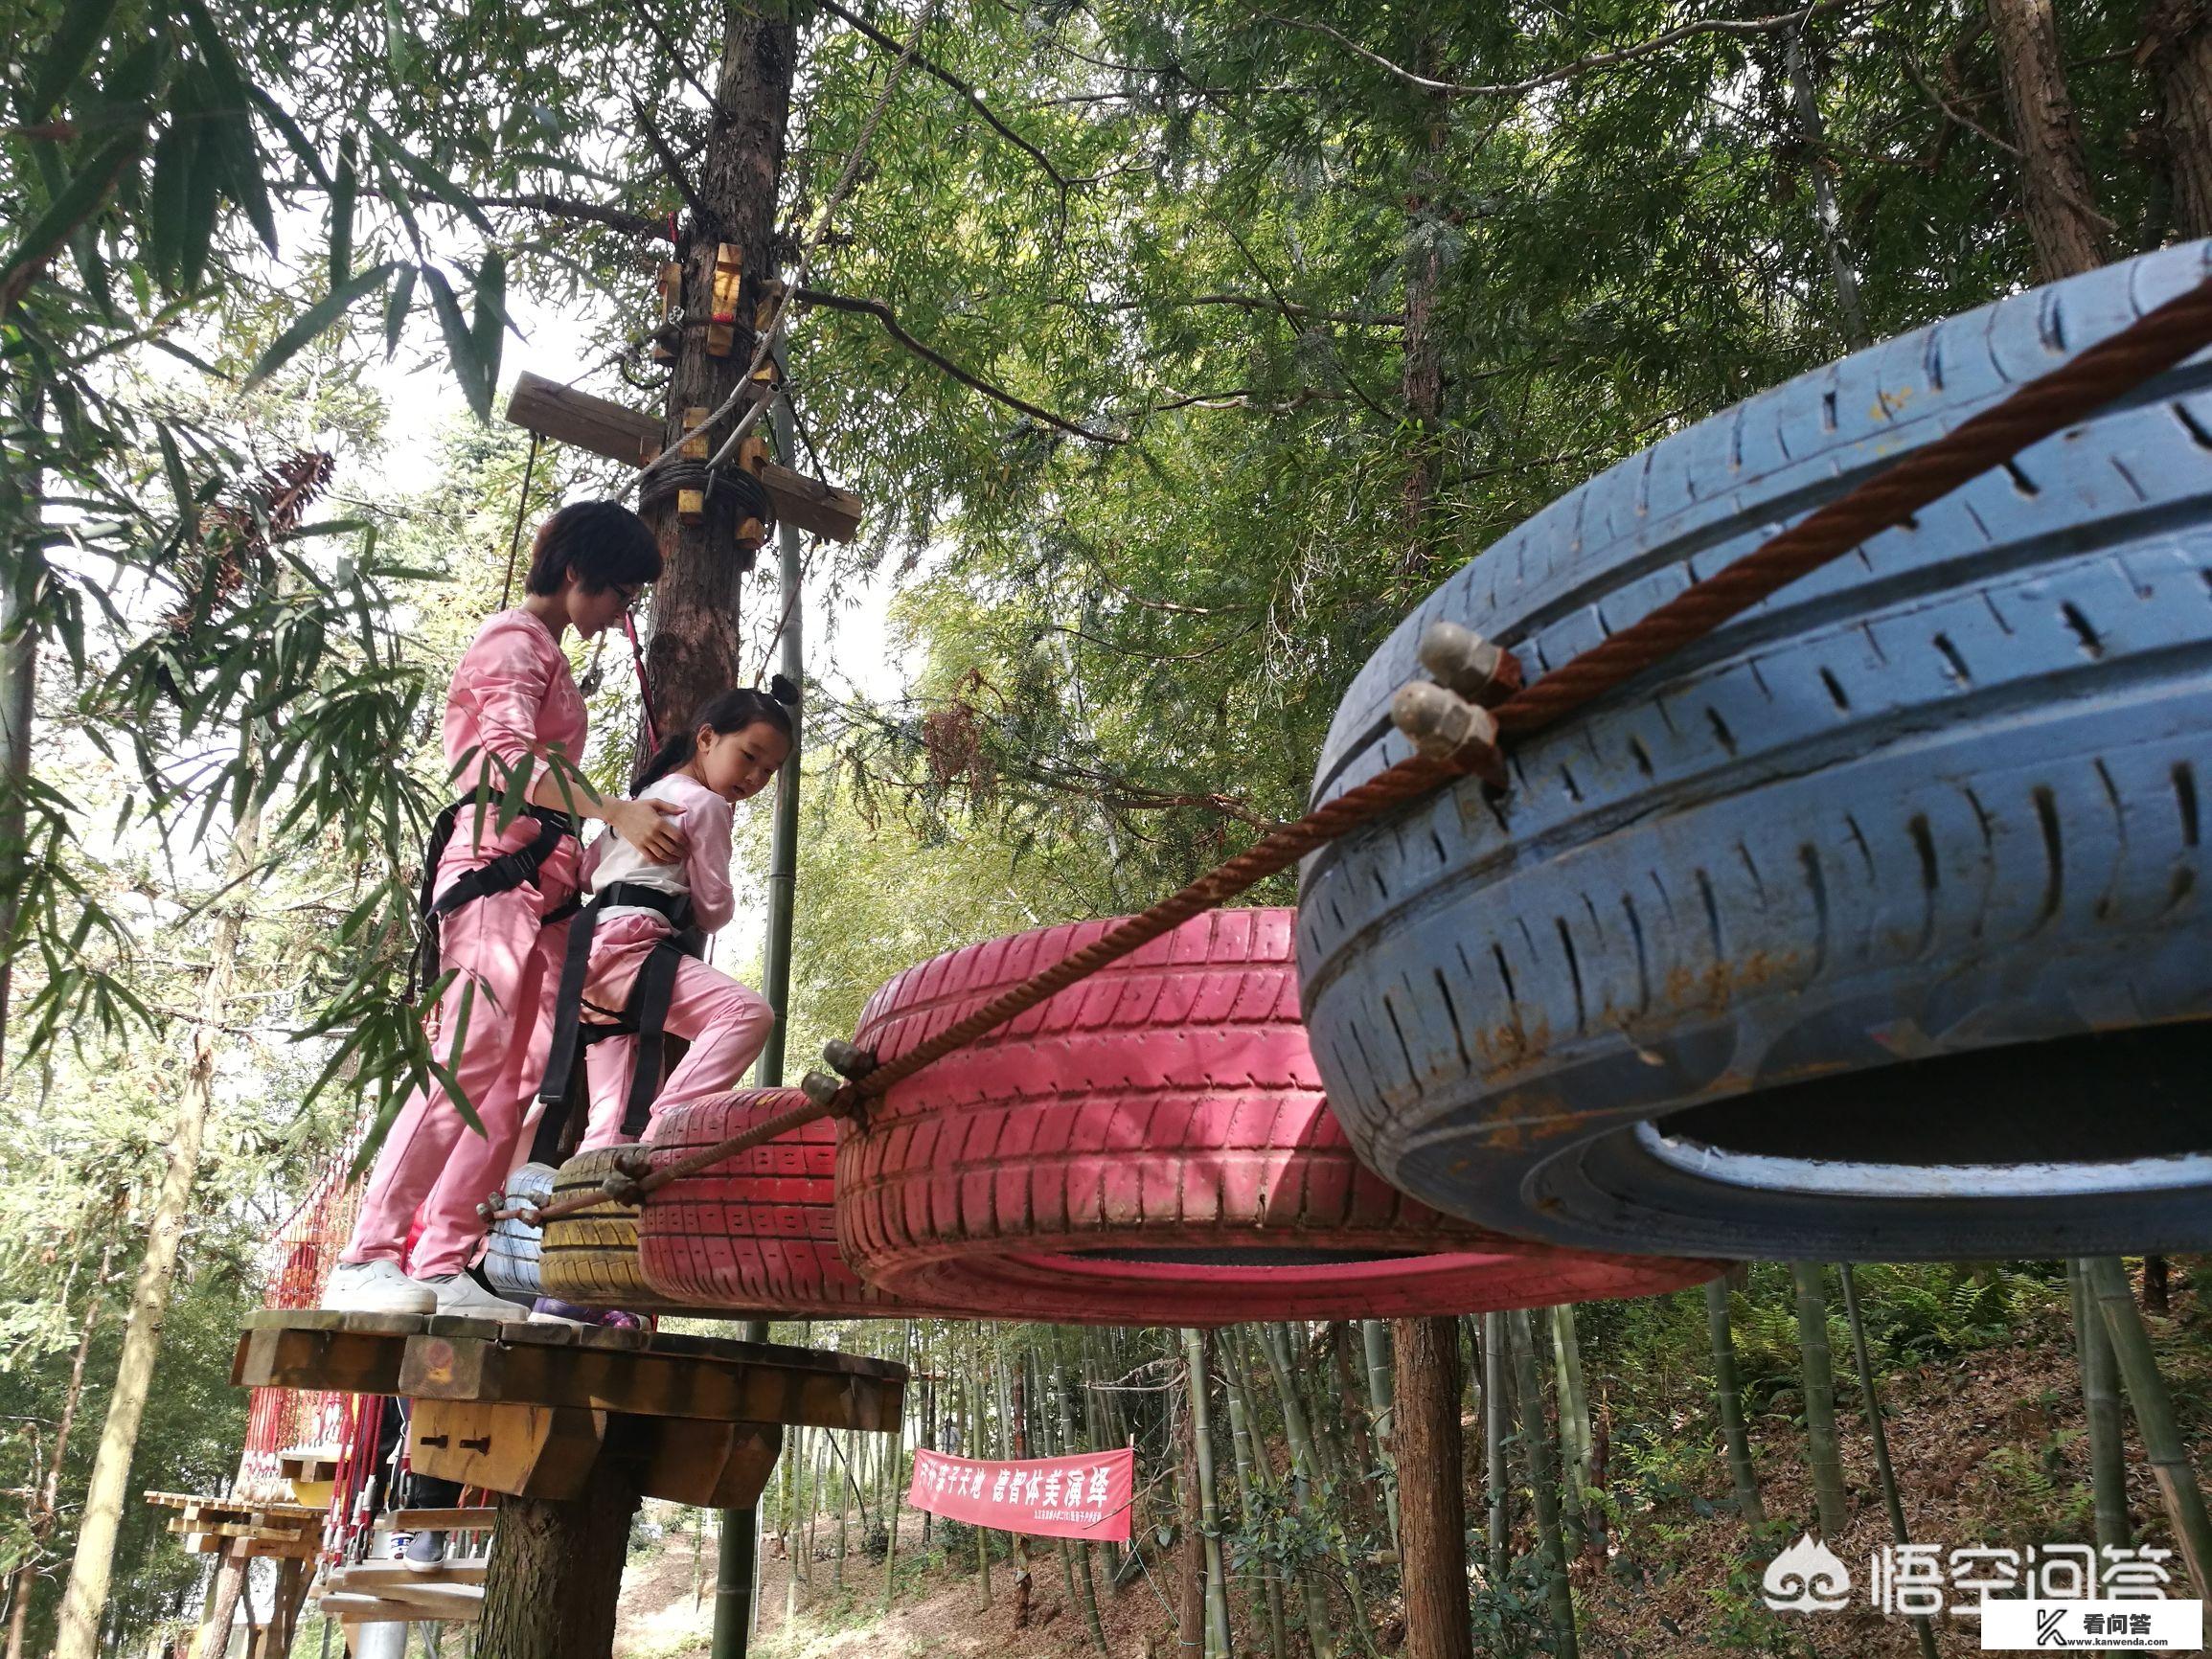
[535,883,696,1154]
[407,798,576,1002]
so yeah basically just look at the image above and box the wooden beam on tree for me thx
[502,372,862,542]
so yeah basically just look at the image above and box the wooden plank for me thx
[502,371,863,542]
[408,1398,604,1500]
[331,1559,490,1589]
[632,1419,781,1510]
[391,1507,499,1532]
[503,373,658,466]
[760,461,861,542]
[319,1588,484,1625]
[399,1333,903,1430]
[232,1324,406,1398]
[243,1309,422,1336]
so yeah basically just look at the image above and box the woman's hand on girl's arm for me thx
[526,767,690,862]
[607,797,689,863]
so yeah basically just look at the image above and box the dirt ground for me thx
[616,1515,1179,1659]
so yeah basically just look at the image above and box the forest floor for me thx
[610,1270,2208,1658]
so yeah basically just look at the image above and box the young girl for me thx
[547,688,792,1157]
[323,501,688,1318]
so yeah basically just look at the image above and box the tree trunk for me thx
[1704,1279,1767,1532]
[56,783,262,1659]
[1359,1322,1400,1550]
[1792,1263,1849,1539]
[1392,1318,1471,1659]
[642,4,799,736]
[478,1454,643,1659]
[2085,1257,2212,1596]
[191,1553,246,1659]
[2070,1261,2131,1553]
[1482,1312,1509,1589]
[1183,1330,1234,1658]
[882,1325,907,1616]
[969,1375,992,1608]
[1329,1326,1378,1489]
[1509,1311,1578,1659]
[1840,1269,1941,1659]
[1551,1306,1601,1562]
[6,1238,110,1659]
[2146,0,2212,240]
[1983,0,2109,279]
[1786,33,1872,348]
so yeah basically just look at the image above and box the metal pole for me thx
[754,391,804,1090]
[713,393,805,1659]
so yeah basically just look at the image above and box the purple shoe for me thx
[529,1296,646,1329]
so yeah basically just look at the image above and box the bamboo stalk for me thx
[1542,1309,1586,1554]
[2070,1261,2132,1553]
[1509,1309,1580,1659]
[1221,1329,1290,1659]
[1052,1350,1110,1657]
[2085,1258,2212,1597]
[1482,1312,1508,1589]
[1361,1321,1402,1549]
[1792,1262,1850,1539]
[1704,1279,1767,1532]
[1840,1267,1939,1659]
[1256,1322,1341,1659]
[1184,1330,1235,1658]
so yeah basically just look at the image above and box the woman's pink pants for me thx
[342,833,576,1279]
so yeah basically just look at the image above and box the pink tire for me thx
[638,1091,950,1317]
[836,908,1716,1324]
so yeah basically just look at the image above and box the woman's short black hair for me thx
[524,501,662,597]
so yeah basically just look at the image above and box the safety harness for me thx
[531,882,701,1161]
[408,797,580,999]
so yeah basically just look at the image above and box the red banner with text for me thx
[906,1446,1135,1543]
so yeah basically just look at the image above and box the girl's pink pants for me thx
[342,830,578,1280]
[575,913,776,1151]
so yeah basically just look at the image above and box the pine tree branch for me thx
[1257,0,1852,100]
[795,285,1127,443]
[816,0,1081,193]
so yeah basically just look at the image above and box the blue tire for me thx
[482,1161,556,1302]
[1299,241,2212,1261]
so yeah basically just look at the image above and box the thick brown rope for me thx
[510,267,2212,1225]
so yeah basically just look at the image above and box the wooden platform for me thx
[232,1309,904,1508]
[318,1559,487,1626]
[145,1491,323,1560]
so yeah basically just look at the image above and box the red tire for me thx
[837,908,1716,1324]
[638,1091,949,1317]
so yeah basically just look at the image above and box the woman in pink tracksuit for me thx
[571,689,791,1148]
[324,502,687,1318]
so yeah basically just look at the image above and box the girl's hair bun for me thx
[767,673,800,707]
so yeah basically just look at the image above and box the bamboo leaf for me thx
[421,262,490,420]
[26,0,123,121]
[0,128,143,305]
[330,136,357,285]
[243,261,399,390]
[382,262,417,360]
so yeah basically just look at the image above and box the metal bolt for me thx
[822,1038,878,1079]
[800,1069,844,1107]
[1417,620,1524,708]
[1390,681,1508,786]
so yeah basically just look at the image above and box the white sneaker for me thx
[420,1273,519,1319]
[323,1261,436,1316]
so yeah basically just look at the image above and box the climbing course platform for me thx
[233,1309,905,1659]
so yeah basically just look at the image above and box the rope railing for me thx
[496,267,2212,1228]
